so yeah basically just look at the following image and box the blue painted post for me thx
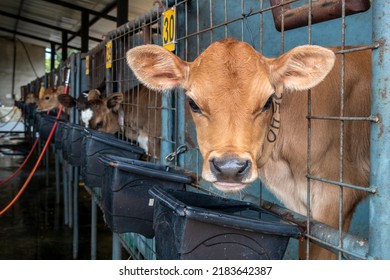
[91,199,97,260]
[45,145,49,187]
[62,157,69,225]
[160,91,174,164]
[68,165,73,228]
[369,0,390,260]
[55,151,60,204]
[112,233,122,260]
[73,167,79,259]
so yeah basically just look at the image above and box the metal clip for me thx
[165,145,188,162]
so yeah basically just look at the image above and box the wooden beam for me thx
[116,0,128,27]
[51,42,56,70]
[65,1,117,47]
[0,26,81,50]
[81,11,89,53]
[0,10,101,42]
[62,31,68,60]
[42,0,117,22]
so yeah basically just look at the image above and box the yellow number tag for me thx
[85,55,90,75]
[106,41,112,69]
[162,7,176,51]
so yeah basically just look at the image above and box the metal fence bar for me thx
[173,0,298,42]
[309,115,379,122]
[369,0,390,260]
[82,0,378,260]
[305,0,313,260]
[307,175,376,194]
[262,200,368,259]
[337,0,346,259]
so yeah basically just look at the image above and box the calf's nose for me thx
[210,156,251,182]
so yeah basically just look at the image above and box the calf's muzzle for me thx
[210,155,252,182]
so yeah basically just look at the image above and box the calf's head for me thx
[25,93,38,105]
[37,86,65,111]
[58,90,123,133]
[126,38,335,193]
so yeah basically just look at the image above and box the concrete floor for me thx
[0,134,122,260]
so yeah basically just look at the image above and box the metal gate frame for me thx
[103,0,390,260]
[369,0,390,260]
[18,0,389,261]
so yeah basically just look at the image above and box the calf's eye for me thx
[188,98,202,114]
[96,121,104,130]
[261,94,274,112]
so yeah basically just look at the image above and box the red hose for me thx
[0,136,40,186]
[0,106,63,216]
[0,68,70,215]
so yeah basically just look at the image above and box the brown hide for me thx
[126,38,371,259]
[108,85,162,158]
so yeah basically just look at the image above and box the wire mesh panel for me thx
[88,42,107,92]
[155,0,374,260]
[106,5,167,259]
[107,9,166,162]
[102,0,385,260]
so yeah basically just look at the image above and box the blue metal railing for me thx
[369,0,390,260]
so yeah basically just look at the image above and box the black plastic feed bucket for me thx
[37,113,64,143]
[25,103,36,121]
[149,187,301,260]
[66,123,85,166]
[54,120,66,151]
[60,122,71,161]
[98,154,193,238]
[81,129,145,189]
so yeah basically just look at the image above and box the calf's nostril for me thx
[210,157,251,180]
[210,158,222,173]
[238,160,251,175]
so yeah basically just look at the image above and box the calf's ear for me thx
[126,45,189,91]
[87,89,102,101]
[106,93,124,113]
[58,94,76,108]
[268,45,335,91]
[55,85,66,94]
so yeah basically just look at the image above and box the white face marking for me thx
[118,109,124,128]
[81,108,93,128]
[137,130,149,154]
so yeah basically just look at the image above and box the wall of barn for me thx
[0,37,45,106]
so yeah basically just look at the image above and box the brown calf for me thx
[126,38,371,259]
[36,86,65,111]
[120,85,162,158]
[57,89,122,133]
[25,93,38,105]
[58,87,161,158]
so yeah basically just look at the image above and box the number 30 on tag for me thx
[162,7,176,51]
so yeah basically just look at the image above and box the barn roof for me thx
[0,0,155,51]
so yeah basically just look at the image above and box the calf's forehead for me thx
[186,40,272,104]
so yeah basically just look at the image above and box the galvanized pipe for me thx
[262,200,368,259]
[112,233,122,260]
[307,175,376,194]
[369,0,390,260]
